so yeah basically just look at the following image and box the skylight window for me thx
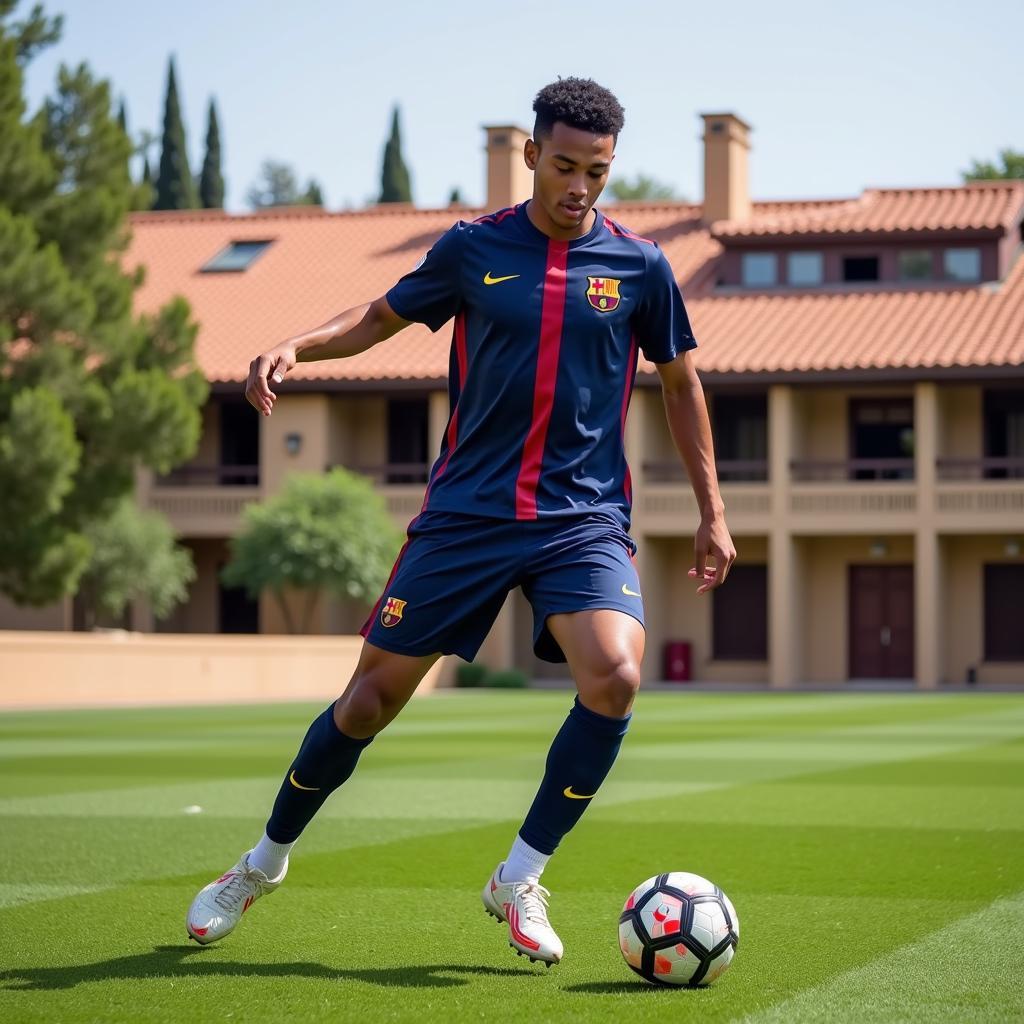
[741,253,777,287]
[201,240,273,273]
[944,248,981,282]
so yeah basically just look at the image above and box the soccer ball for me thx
[618,872,739,987]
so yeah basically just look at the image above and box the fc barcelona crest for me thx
[381,596,407,628]
[586,276,621,312]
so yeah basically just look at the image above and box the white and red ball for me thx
[618,871,739,986]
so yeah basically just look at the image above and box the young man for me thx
[186,77,735,965]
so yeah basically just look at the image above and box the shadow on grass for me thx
[566,980,671,994]
[1,945,538,992]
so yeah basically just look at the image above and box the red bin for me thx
[663,641,691,683]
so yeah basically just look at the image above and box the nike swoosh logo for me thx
[563,786,596,800]
[483,272,520,285]
[621,584,641,597]
[289,770,320,792]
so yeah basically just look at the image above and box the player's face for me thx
[524,121,615,237]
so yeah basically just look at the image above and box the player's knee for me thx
[334,677,389,738]
[585,658,641,717]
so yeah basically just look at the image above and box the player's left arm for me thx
[655,351,737,593]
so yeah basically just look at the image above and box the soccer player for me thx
[186,77,736,965]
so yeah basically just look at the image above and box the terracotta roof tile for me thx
[712,182,1024,239]
[125,188,1024,385]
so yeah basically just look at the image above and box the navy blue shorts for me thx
[360,511,644,663]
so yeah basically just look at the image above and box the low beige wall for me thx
[0,631,447,710]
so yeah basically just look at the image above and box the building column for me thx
[914,382,941,688]
[768,385,798,687]
[427,390,449,464]
[476,594,517,672]
[625,386,648,560]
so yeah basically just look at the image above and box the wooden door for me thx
[849,565,914,679]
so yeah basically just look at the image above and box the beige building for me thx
[3,114,1022,689]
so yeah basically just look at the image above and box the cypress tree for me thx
[198,97,224,209]
[154,56,196,210]
[303,179,324,206]
[116,98,127,135]
[378,104,412,203]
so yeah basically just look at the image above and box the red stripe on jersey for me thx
[604,217,655,246]
[515,239,569,519]
[620,333,639,504]
[421,311,468,511]
[473,205,520,225]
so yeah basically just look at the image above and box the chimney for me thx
[700,113,752,224]
[484,124,532,212]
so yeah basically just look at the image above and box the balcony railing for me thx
[936,457,1024,480]
[334,462,430,484]
[790,458,915,482]
[642,459,769,483]
[157,464,260,487]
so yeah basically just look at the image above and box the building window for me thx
[849,397,914,479]
[984,564,1024,660]
[386,397,429,483]
[218,397,260,485]
[983,389,1024,479]
[712,393,768,480]
[712,565,768,660]
[842,256,879,282]
[201,240,273,273]
[787,252,823,287]
[741,253,777,287]
[944,248,981,282]
[898,250,932,281]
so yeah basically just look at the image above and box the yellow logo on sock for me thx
[289,770,321,792]
[563,786,596,800]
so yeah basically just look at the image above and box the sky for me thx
[17,0,1024,213]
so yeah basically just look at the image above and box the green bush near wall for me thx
[454,664,528,689]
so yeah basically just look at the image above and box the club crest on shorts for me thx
[586,276,621,312]
[381,596,407,628]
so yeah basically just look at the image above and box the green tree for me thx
[198,97,224,209]
[608,173,681,201]
[221,470,403,634]
[0,5,207,607]
[379,104,412,203]
[153,56,196,210]
[963,148,1024,181]
[246,159,321,208]
[448,186,462,205]
[303,179,324,206]
[76,498,195,628]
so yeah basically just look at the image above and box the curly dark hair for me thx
[532,77,625,141]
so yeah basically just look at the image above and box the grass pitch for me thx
[1,690,1022,1023]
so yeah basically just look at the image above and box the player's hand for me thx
[689,512,736,595]
[245,342,297,417]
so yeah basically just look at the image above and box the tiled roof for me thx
[125,188,1024,385]
[712,182,1024,240]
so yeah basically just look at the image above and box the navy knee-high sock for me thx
[519,697,631,856]
[265,704,374,844]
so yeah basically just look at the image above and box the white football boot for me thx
[481,862,563,965]
[186,851,286,944]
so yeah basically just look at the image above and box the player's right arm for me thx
[245,296,410,417]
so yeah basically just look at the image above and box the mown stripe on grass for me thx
[739,891,1024,1024]
[0,883,106,909]
[0,776,721,821]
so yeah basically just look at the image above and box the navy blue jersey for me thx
[385,202,697,530]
